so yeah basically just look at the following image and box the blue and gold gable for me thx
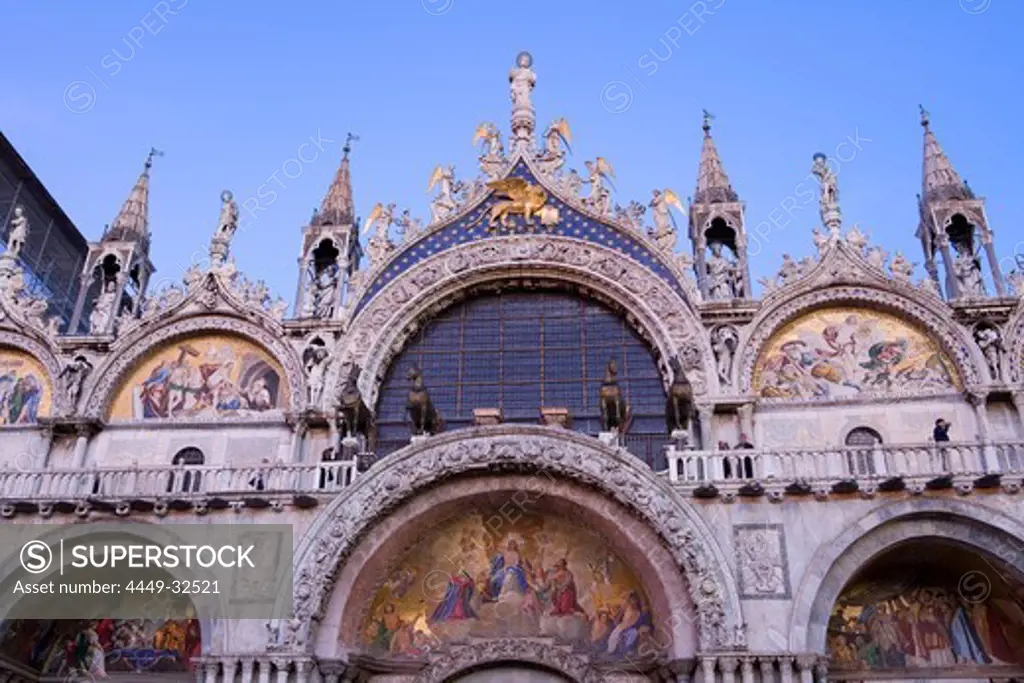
[353,161,690,315]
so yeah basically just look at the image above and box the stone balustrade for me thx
[0,460,358,505]
[667,439,1024,498]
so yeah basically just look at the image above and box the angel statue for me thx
[538,118,572,175]
[648,189,684,253]
[845,223,868,251]
[811,228,830,258]
[584,157,615,216]
[473,123,505,180]
[427,165,462,224]
[393,209,423,244]
[363,202,396,268]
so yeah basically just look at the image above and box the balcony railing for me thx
[667,440,1024,487]
[0,461,359,502]
[2,439,1023,508]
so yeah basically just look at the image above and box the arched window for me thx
[168,447,205,493]
[375,289,668,467]
[844,427,881,476]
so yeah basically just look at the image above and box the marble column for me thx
[698,405,715,451]
[795,655,816,683]
[982,230,1006,296]
[240,658,256,683]
[701,656,716,683]
[274,659,290,683]
[740,657,755,683]
[777,656,794,683]
[290,419,308,464]
[1013,392,1024,437]
[938,235,959,299]
[719,656,738,683]
[759,658,775,683]
[294,660,314,683]
[257,658,272,683]
[223,659,239,683]
[73,424,92,468]
[204,661,219,683]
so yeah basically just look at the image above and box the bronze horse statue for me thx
[665,356,695,433]
[407,367,442,436]
[338,363,375,448]
[599,359,631,433]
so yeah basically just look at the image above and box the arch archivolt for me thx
[289,425,743,656]
[787,498,1024,653]
[81,313,305,419]
[1001,300,1024,383]
[735,284,982,393]
[335,235,712,407]
[0,329,62,413]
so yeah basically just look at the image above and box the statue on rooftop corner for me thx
[428,165,461,224]
[6,205,28,260]
[509,51,535,110]
[599,358,631,434]
[584,157,614,216]
[811,153,838,207]
[648,188,683,253]
[364,202,396,267]
[953,242,985,297]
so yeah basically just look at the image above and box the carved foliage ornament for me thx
[82,314,305,418]
[288,427,740,654]
[416,639,596,683]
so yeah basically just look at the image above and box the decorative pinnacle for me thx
[919,104,930,129]
[342,133,359,159]
[702,109,714,137]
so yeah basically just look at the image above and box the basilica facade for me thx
[2,53,1024,683]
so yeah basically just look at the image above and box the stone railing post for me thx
[257,658,272,683]
[740,657,755,683]
[701,655,717,683]
[719,656,738,683]
[294,659,314,683]
[204,660,220,683]
[777,656,794,683]
[795,655,816,683]
[239,658,255,683]
[273,658,291,683]
[759,657,776,683]
[223,658,239,683]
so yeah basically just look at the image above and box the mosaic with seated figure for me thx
[361,511,656,660]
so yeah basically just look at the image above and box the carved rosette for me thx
[332,234,711,406]
[286,425,742,656]
[81,314,305,419]
[737,284,981,394]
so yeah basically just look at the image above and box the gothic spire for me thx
[316,133,358,226]
[104,148,160,246]
[920,105,971,203]
[694,110,738,204]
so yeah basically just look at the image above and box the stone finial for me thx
[316,134,358,226]
[106,148,162,245]
[693,111,738,205]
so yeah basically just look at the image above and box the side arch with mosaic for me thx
[737,287,981,399]
[0,335,55,426]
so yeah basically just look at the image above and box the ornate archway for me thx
[287,425,743,658]
[333,235,714,408]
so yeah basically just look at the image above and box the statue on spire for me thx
[210,190,239,269]
[509,51,536,148]
[811,152,841,237]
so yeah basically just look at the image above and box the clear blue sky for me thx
[3,1,1022,303]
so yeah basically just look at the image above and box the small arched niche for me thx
[827,538,1024,675]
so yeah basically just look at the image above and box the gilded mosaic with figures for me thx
[361,510,656,660]
[0,347,50,425]
[107,334,286,420]
[753,308,959,399]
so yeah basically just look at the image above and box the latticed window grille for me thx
[375,290,669,468]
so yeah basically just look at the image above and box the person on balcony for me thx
[735,433,755,449]
[933,419,951,442]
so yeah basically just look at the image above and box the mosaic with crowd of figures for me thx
[108,334,286,420]
[0,618,201,675]
[754,307,959,400]
[361,511,656,660]
[828,573,1024,670]
[0,347,49,425]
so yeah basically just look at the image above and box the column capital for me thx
[795,654,817,671]
[718,655,740,672]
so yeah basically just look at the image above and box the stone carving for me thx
[953,243,985,297]
[648,189,683,253]
[89,279,119,335]
[974,323,1004,382]
[707,243,739,300]
[811,227,831,257]
[58,355,93,412]
[416,639,593,683]
[734,524,791,599]
[307,264,339,319]
[6,205,28,259]
[811,152,840,235]
[288,426,739,654]
[598,358,630,433]
[470,178,552,230]
[560,169,584,199]
[864,245,888,270]
[711,325,739,388]
[427,166,462,224]
[777,253,801,285]
[364,202,396,268]
[393,209,423,244]
[508,51,536,147]
[583,158,614,216]
[1007,269,1024,297]
[888,251,914,280]
[918,276,941,298]
[536,118,571,178]
[210,190,239,268]
[338,363,374,443]
[845,224,868,251]
[614,201,646,235]
[473,122,505,180]
[303,340,331,409]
